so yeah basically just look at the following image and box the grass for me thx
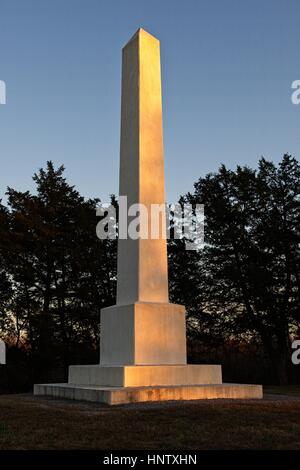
[0,391,300,449]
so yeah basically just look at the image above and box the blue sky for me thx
[0,0,299,203]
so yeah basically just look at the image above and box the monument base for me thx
[68,364,222,387]
[34,382,262,405]
[34,364,263,404]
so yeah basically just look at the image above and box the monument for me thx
[34,29,262,404]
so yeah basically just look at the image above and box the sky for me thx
[0,0,299,204]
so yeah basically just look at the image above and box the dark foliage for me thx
[169,154,300,384]
[0,156,299,388]
[0,162,117,384]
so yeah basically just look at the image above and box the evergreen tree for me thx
[170,155,300,384]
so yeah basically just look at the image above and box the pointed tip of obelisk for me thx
[123,27,159,49]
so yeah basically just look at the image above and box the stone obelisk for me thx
[100,28,187,366]
[34,29,262,404]
[117,28,168,306]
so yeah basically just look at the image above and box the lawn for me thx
[0,392,299,450]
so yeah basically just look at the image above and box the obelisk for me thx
[99,29,187,366]
[34,29,262,403]
[117,28,169,306]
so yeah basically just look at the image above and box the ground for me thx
[0,387,300,450]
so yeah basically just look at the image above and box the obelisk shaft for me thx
[117,28,169,305]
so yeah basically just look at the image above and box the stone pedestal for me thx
[100,303,186,366]
[34,359,262,405]
[69,364,222,387]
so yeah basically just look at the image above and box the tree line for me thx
[0,155,299,388]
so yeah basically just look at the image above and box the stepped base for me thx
[68,364,222,387]
[34,364,263,405]
[34,383,263,405]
